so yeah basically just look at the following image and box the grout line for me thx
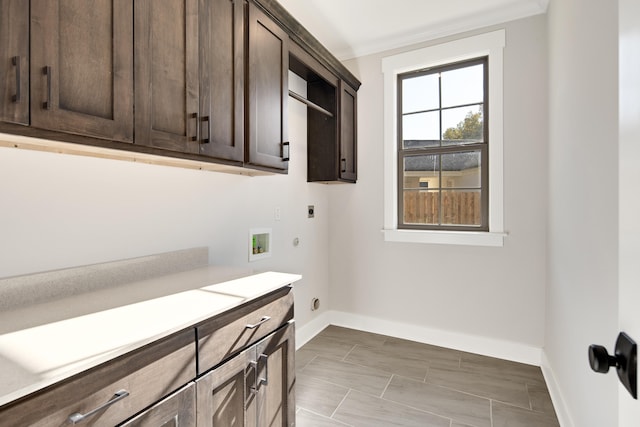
[380,374,394,398]
[297,353,319,373]
[298,407,353,427]
[490,399,494,427]
[342,344,358,361]
[330,388,352,419]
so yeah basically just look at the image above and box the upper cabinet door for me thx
[339,81,357,182]
[0,0,28,125]
[198,0,244,163]
[246,1,289,172]
[30,0,134,143]
[135,0,199,154]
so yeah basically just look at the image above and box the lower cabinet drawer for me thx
[197,287,294,374]
[0,329,196,427]
[118,382,195,426]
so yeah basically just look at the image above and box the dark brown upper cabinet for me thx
[290,42,358,183]
[0,0,29,125]
[29,0,134,143]
[339,81,357,182]
[198,0,245,163]
[134,0,199,154]
[0,0,359,178]
[246,1,289,172]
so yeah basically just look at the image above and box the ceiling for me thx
[277,0,549,60]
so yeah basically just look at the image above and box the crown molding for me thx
[335,0,549,61]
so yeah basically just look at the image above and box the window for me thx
[398,57,488,231]
[382,30,505,246]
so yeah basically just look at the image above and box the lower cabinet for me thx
[0,287,295,427]
[119,383,196,427]
[196,322,295,427]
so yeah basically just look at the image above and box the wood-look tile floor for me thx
[295,326,560,427]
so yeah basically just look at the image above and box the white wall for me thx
[0,73,329,332]
[545,0,619,426]
[328,15,548,361]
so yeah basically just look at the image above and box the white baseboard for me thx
[541,350,574,427]
[296,309,542,365]
[295,310,332,350]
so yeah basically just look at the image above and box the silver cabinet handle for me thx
[258,353,269,387]
[246,316,271,329]
[68,389,129,424]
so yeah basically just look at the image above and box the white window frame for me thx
[382,30,506,246]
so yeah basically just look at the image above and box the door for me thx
[198,0,244,162]
[135,0,199,153]
[339,81,357,182]
[255,322,295,427]
[30,0,134,142]
[246,1,289,172]
[196,346,257,427]
[0,0,28,125]
[619,0,640,423]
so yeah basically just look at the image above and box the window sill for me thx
[382,229,506,247]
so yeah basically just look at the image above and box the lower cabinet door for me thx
[196,346,257,427]
[195,322,295,427]
[119,383,196,427]
[256,322,296,427]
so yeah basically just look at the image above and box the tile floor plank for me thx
[426,365,532,409]
[301,356,393,396]
[492,401,561,427]
[296,373,350,417]
[333,389,451,427]
[345,344,429,380]
[383,375,492,427]
[296,408,353,426]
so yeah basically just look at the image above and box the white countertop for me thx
[0,268,301,407]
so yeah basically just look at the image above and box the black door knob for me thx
[588,344,618,373]
[588,332,637,399]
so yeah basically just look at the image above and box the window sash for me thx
[397,57,489,231]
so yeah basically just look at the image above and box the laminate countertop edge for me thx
[0,268,302,407]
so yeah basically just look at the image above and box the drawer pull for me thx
[258,353,269,387]
[67,389,129,424]
[43,66,52,110]
[12,56,20,103]
[246,315,271,329]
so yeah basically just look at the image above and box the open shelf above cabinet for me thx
[290,42,357,183]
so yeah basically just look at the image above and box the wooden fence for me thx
[403,191,481,225]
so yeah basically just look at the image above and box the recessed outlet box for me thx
[308,205,315,218]
[249,228,272,261]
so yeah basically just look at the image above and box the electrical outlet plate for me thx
[308,205,314,218]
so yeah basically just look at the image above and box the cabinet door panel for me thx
[119,383,195,427]
[246,1,289,172]
[196,347,257,427]
[340,82,357,182]
[0,0,28,125]
[256,323,295,427]
[135,0,199,153]
[30,0,133,142]
[199,0,244,162]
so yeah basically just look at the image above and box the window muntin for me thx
[398,57,488,231]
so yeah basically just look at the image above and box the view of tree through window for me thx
[398,57,488,231]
